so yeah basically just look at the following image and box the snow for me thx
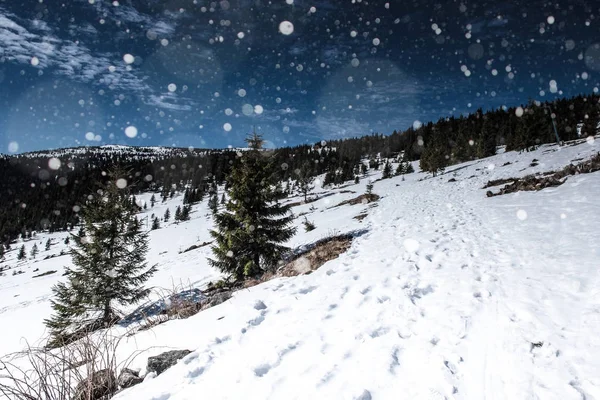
[1,138,600,399]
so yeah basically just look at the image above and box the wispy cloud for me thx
[0,6,195,112]
[143,92,197,111]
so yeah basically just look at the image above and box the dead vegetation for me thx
[333,193,380,207]
[485,153,600,197]
[33,270,57,278]
[179,241,212,254]
[0,328,139,400]
[278,234,354,277]
[353,213,368,222]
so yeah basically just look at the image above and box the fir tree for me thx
[221,193,226,205]
[45,239,52,251]
[365,181,374,196]
[208,193,219,214]
[164,208,170,222]
[44,170,156,343]
[382,161,393,179]
[582,108,599,137]
[31,243,39,259]
[296,163,315,202]
[209,132,296,281]
[395,161,406,175]
[180,205,191,221]
[151,216,160,230]
[361,163,368,176]
[420,127,448,176]
[174,205,182,221]
[303,217,316,232]
[150,194,156,207]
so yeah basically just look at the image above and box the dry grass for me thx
[333,193,380,208]
[279,235,353,277]
[486,152,600,197]
[0,328,139,400]
[353,213,368,222]
[179,241,212,254]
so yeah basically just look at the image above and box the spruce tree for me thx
[174,205,182,221]
[361,164,368,176]
[45,170,157,343]
[208,193,218,214]
[382,161,393,179]
[31,244,39,259]
[296,163,315,202]
[151,217,160,230]
[45,239,52,251]
[180,205,191,221]
[209,132,296,281]
[582,108,599,137]
[164,208,170,222]
[17,245,26,261]
[365,181,374,199]
[150,194,156,207]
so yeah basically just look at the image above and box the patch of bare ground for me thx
[486,152,600,197]
[179,241,212,254]
[278,234,354,277]
[333,193,380,207]
[353,213,368,222]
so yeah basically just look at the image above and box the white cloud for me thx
[0,6,193,112]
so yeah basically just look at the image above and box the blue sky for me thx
[0,0,598,153]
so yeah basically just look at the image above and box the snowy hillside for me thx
[1,138,599,399]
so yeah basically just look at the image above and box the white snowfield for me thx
[1,138,599,400]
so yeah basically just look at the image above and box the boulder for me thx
[73,369,116,400]
[118,368,143,389]
[147,350,192,375]
[204,291,232,308]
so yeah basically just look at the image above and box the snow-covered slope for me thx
[1,138,599,399]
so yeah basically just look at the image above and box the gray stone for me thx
[73,369,116,400]
[118,367,143,389]
[147,350,192,375]
[206,291,231,308]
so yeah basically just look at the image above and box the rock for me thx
[205,291,232,308]
[448,178,457,182]
[356,389,372,400]
[118,367,143,389]
[253,300,267,310]
[147,350,192,375]
[486,190,494,197]
[73,369,116,400]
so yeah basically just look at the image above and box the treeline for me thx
[0,92,598,244]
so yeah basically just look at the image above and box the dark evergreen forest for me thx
[1,93,598,246]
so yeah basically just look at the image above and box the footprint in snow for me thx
[254,364,271,377]
[298,285,317,295]
[355,389,372,400]
[360,286,371,295]
[248,310,267,326]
